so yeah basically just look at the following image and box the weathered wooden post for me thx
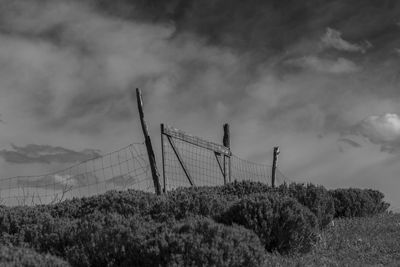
[271,146,279,188]
[160,123,166,193]
[223,123,231,183]
[135,88,162,195]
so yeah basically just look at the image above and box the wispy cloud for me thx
[17,172,99,190]
[321,28,370,53]
[106,174,137,187]
[286,56,360,74]
[338,138,362,148]
[0,144,101,164]
[17,174,77,190]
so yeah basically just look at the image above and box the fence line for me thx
[162,135,226,190]
[0,143,153,206]
[0,128,294,206]
[230,155,272,185]
[0,88,294,206]
[161,125,292,191]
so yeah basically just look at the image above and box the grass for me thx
[265,212,400,266]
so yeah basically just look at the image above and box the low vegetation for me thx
[0,181,394,266]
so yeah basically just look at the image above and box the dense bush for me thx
[0,206,54,244]
[330,188,390,218]
[38,187,235,221]
[0,183,390,266]
[276,183,335,228]
[215,181,335,229]
[217,193,318,254]
[1,212,155,266]
[38,190,158,219]
[149,186,236,220]
[1,211,266,267]
[141,217,266,267]
[217,181,272,198]
[365,189,391,213]
[0,246,69,267]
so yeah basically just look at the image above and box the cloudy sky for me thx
[1,0,400,208]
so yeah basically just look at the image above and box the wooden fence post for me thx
[135,88,162,195]
[160,124,166,193]
[271,146,279,188]
[223,123,231,183]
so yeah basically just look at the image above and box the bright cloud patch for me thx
[347,113,400,153]
[321,27,370,53]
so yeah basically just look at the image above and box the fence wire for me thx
[230,155,271,185]
[1,128,294,206]
[0,143,152,206]
[162,130,292,191]
[162,135,228,191]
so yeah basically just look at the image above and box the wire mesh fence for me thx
[230,155,271,185]
[275,168,293,184]
[0,143,153,206]
[162,135,228,191]
[161,125,291,191]
[0,124,293,206]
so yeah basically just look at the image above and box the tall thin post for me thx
[160,124,166,193]
[135,88,162,195]
[271,146,280,188]
[223,123,231,183]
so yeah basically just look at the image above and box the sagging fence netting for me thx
[0,125,291,206]
[0,143,153,206]
[161,124,291,191]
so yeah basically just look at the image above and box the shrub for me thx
[217,193,318,254]
[5,211,265,267]
[365,189,390,214]
[330,188,390,218]
[3,211,156,267]
[141,216,266,267]
[0,246,69,267]
[149,187,235,220]
[276,183,335,228]
[216,181,335,229]
[0,206,54,245]
[61,213,156,267]
[217,181,272,198]
[39,190,158,219]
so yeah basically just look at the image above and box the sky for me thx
[1,0,400,208]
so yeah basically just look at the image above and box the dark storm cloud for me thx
[0,144,101,164]
[109,0,400,57]
[2,0,400,136]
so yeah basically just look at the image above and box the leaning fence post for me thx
[160,124,167,193]
[135,88,162,195]
[223,123,231,183]
[271,146,279,188]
